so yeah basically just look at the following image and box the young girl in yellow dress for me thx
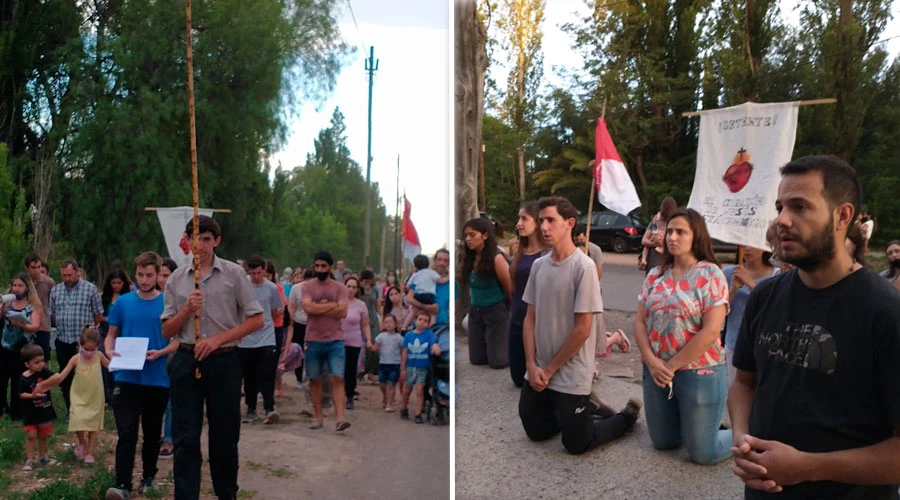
[40,327,109,464]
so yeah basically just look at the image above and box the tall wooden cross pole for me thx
[185,0,202,378]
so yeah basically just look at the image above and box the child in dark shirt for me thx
[18,344,59,471]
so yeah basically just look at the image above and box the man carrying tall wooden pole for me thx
[157,4,264,499]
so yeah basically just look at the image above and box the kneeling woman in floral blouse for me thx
[635,207,731,464]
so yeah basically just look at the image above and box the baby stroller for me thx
[424,325,450,425]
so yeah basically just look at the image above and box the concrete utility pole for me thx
[364,46,379,267]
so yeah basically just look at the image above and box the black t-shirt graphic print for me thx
[733,268,900,500]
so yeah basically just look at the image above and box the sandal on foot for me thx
[335,420,351,432]
[614,329,631,352]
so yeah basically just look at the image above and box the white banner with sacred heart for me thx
[687,101,799,250]
[155,207,214,267]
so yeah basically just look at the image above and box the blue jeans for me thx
[642,364,732,464]
[163,400,173,445]
[305,340,345,379]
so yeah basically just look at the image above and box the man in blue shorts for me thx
[301,251,351,432]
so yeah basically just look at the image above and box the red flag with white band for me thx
[402,196,421,261]
[594,118,641,215]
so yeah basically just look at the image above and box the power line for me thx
[344,0,368,57]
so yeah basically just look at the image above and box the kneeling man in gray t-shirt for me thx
[518,196,642,455]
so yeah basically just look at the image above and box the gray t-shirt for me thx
[408,268,441,295]
[239,279,281,348]
[375,331,403,365]
[586,242,603,267]
[523,250,603,395]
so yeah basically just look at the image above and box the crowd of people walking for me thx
[1,215,450,499]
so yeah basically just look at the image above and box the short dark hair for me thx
[361,269,375,281]
[538,196,578,221]
[21,344,44,363]
[134,251,162,272]
[161,258,178,273]
[413,254,429,270]
[303,268,317,279]
[183,215,221,239]
[434,248,449,259]
[61,259,79,271]
[574,226,586,237]
[313,251,334,266]
[780,155,861,216]
[24,253,42,268]
[246,255,266,270]
[415,310,431,321]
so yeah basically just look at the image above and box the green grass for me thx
[143,485,171,499]
[0,350,116,499]
[237,490,257,499]
[246,460,295,478]
[35,463,70,479]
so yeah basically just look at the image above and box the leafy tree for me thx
[0,143,30,280]
[491,0,546,200]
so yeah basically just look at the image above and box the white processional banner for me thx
[687,101,799,250]
[155,207,214,267]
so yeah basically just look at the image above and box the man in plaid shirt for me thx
[49,259,104,412]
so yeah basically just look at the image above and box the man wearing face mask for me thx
[301,251,351,432]
[879,240,900,288]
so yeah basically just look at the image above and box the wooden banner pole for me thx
[144,207,232,213]
[585,99,607,248]
[185,0,202,379]
[681,98,836,117]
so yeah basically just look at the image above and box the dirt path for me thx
[153,380,451,499]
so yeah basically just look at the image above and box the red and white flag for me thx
[402,196,421,261]
[594,118,641,216]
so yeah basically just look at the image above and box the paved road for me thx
[454,335,742,500]
[600,252,646,313]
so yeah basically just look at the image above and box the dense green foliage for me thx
[482,0,900,243]
[1,1,390,281]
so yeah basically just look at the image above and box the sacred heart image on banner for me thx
[723,148,753,193]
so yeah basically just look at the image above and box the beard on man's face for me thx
[782,214,836,272]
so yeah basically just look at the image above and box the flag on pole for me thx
[402,195,421,261]
[594,118,642,216]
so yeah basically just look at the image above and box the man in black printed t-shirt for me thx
[729,155,900,499]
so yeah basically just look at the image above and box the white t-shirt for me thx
[862,220,874,240]
[523,250,604,395]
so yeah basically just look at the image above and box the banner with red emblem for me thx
[155,207,215,267]
[687,101,799,250]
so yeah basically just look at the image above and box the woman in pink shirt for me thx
[341,277,373,410]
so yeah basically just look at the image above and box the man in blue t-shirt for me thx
[104,252,178,499]
[399,311,442,424]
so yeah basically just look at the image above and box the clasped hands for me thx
[526,362,556,392]
[731,434,812,493]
